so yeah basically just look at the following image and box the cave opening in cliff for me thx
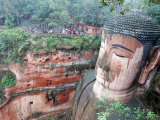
[30,102,33,105]
[45,58,50,62]
[23,58,28,62]
[47,98,52,102]
[66,74,69,77]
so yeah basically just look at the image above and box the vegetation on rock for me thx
[29,34,101,53]
[36,108,71,120]
[1,72,16,87]
[0,71,16,102]
[0,28,101,65]
[0,28,29,65]
[94,96,158,120]
[143,70,160,116]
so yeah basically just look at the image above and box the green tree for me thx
[76,0,113,36]
[29,0,70,29]
[59,10,71,30]
[0,0,25,25]
[48,22,57,29]
[1,73,16,87]
[70,0,84,22]
[5,15,13,29]
[145,4,160,24]
[94,96,158,120]
[49,0,71,28]
[98,0,160,15]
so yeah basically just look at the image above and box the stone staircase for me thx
[19,19,65,34]
[20,19,43,33]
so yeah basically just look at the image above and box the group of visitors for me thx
[42,29,63,35]
[43,29,48,33]
[30,27,83,35]
[43,28,54,34]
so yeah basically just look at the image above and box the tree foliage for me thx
[70,0,113,27]
[94,96,158,120]
[145,4,160,24]
[97,0,160,15]
[48,22,57,28]
[1,72,16,87]
[0,28,29,65]
[0,71,16,102]
[5,15,13,29]
[29,0,71,28]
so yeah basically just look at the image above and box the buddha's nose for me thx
[98,52,110,71]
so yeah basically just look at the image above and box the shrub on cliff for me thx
[0,71,16,103]
[1,73,16,87]
[0,28,101,65]
[0,28,30,65]
[94,97,158,120]
[29,34,101,53]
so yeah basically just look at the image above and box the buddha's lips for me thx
[97,68,110,81]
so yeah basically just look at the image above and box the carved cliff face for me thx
[0,49,97,119]
[94,30,160,101]
[95,31,143,90]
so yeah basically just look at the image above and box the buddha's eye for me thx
[114,53,128,58]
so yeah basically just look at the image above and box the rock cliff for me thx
[0,49,97,119]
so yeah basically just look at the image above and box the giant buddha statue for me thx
[71,10,160,120]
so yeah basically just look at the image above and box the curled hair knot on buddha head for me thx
[104,10,160,60]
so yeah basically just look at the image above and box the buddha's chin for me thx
[93,80,138,102]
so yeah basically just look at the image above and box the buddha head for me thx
[93,10,160,101]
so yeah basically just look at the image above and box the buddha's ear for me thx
[138,47,160,84]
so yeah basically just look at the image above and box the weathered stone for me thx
[0,49,97,119]
[72,10,160,120]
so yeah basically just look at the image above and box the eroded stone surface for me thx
[0,90,75,120]
[94,32,160,101]
[72,11,160,120]
[0,49,97,119]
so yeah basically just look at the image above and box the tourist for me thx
[52,29,54,34]
[31,28,33,33]
[32,28,35,33]
[43,29,46,33]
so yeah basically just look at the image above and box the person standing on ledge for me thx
[71,10,160,120]
[60,30,62,35]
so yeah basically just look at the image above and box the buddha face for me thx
[95,30,144,91]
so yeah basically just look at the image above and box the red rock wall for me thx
[0,90,75,120]
[0,49,97,120]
